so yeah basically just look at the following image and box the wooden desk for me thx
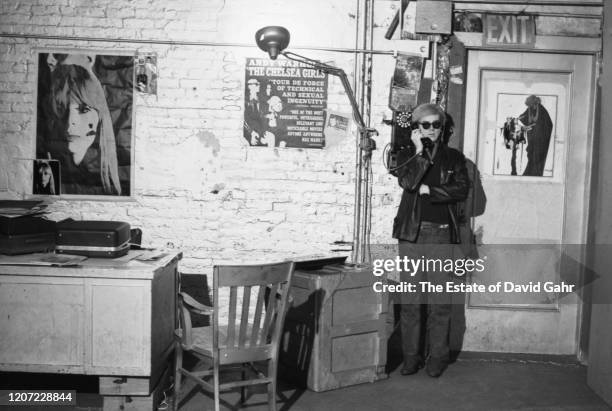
[0,251,181,409]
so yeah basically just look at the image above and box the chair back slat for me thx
[260,283,279,345]
[238,285,251,347]
[226,286,238,347]
[269,283,290,350]
[213,261,294,350]
[217,262,291,287]
[250,285,266,347]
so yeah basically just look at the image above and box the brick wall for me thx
[0,0,404,276]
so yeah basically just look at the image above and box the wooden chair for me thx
[173,262,295,411]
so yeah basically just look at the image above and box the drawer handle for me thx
[113,377,127,384]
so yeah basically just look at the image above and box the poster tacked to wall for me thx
[36,51,134,197]
[389,53,424,112]
[135,52,158,95]
[244,57,328,149]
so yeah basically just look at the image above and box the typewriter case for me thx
[0,216,56,255]
[56,220,130,258]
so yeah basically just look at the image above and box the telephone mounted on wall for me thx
[385,110,435,175]
[385,111,412,175]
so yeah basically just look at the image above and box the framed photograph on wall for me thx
[135,52,158,95]
[32,159,60,195]
[35,50,135,198]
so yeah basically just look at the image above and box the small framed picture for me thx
[324,110,352,147]
[135,53,158,95]
[32,159,60,195]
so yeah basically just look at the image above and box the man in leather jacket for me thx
[393,103,469,378]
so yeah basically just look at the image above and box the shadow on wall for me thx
[278,289,326,388]
[180,273,213,327]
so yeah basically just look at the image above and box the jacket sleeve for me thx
[396,147,431,192]
[429,151,470,203]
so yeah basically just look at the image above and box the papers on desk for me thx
[0,200,49,218]
[135,250,169,261]
[0,249,171,268]
[0,253,87,267]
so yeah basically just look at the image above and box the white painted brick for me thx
[123,18,156,30]
[31,15,62,25]
[59,16,119,28]
[1,92,34,103]
[106,7,136,18]
[58,6,77,16]
[74,6,108,18]
[139,29,171,39]
[1,15,33,25]
[2,72,27,82]
[0,120,25,133]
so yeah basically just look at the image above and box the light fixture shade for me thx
[255,26,290,60]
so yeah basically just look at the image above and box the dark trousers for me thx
[399,224,455,362]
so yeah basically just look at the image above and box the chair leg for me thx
[241,364,246,404]
[267,360,277,411]
[214,359,221,411]
[173,342,183,411]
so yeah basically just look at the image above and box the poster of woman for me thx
[36,51,134,197]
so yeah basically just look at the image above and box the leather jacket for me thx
[392,144,469,243]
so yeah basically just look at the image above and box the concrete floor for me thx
[2,354,610,411]
[0,353,612,411]
[173,354,611,411]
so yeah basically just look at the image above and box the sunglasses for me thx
[418,121,442,130]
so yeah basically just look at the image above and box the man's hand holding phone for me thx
[410,127,424,154]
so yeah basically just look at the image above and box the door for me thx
[463,50,595,354]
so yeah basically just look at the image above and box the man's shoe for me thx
[425,357,448,378]
[400,357,422,375]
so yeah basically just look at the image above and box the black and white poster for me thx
[36,51,134,197]
[389,53,423,112]
[243,57,328,149]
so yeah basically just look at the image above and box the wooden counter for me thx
[0,251,181,398]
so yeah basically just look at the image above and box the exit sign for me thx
[484,14,536,48]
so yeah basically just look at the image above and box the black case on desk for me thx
[0,215,56,235]
[0,232,56,255]
[0,216,57,255]
[56,220,131,258]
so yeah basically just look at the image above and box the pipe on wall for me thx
[453,0,602,6]
[0,33,403,56]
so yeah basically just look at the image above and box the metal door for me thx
[462,50,595,354]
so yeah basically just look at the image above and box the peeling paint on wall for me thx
[196,130,220,156]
